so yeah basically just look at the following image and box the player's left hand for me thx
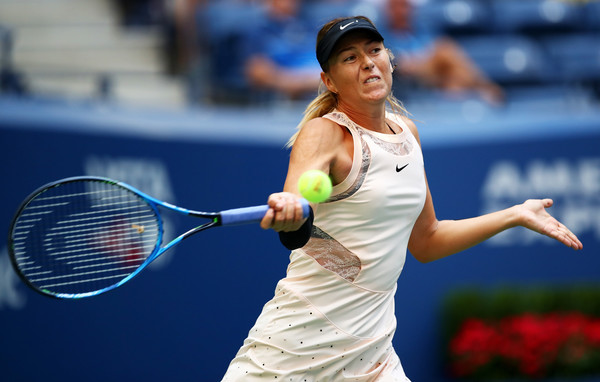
[517,199,583,250]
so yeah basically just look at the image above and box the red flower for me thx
[450,318,500,376]
[584,318,600,346]
[448,312,600,379]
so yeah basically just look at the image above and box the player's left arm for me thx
[405,118,582,263]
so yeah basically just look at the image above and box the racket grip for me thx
[220,198,310,226]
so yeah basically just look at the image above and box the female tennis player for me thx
[221,16,582,381]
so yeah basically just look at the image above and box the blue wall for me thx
[1,98,599,381]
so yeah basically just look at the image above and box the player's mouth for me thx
[364,76,380,84]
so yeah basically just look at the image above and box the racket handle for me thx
[220,198,310,226]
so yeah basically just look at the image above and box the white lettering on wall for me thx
[84,156,177,269]
[481,158,600,246]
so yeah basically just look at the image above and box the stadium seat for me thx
[490,0,584,35]
[540,34,600,83]
[197,2,266,103]
[457,35,557,86]
[414,0,493,36]
[583,1,600,31]
[301,1,375,30]
[200,2,266,47]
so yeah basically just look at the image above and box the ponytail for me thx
[285,82,337,148]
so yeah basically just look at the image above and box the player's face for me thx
[322,31,393,105]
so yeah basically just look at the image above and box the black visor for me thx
[316,17,384,70]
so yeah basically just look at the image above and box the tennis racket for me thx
[8,176,309,299]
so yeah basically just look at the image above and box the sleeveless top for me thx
[221,110,427,381]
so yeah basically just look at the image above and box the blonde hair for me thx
[286,16,410,148]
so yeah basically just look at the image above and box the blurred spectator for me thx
[0,26,27,96]
[111,0,194,75]
[111,0,210,77]
[0,69,27,96]
[112,0,166,26]
[381,0,504,104]
[168,0,208,74]
[240,0,322,100]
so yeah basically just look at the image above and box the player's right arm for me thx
[260,117,351,232]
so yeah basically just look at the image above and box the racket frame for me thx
[7,176,293,299]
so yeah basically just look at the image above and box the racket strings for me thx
[11,180,160,296]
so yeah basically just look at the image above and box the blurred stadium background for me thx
[1,0,599,381]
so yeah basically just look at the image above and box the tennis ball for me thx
[298,170,332,203]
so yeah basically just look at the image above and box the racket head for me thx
[8,176,163,299]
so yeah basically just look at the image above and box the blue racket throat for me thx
[8,176,309,299]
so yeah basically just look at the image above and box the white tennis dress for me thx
[221,110,427,381]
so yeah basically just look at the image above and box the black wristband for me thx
[278,206,314,250]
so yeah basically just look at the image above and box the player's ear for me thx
[387,48,396,73]
[321,72,338,94]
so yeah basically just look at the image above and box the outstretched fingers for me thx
[521,199,583,250]
[549,221,583,250]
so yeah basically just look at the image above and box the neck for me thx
[336,102,388,133]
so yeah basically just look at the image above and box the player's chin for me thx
[362,86,391,102]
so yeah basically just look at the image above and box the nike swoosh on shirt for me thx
[396,164,409,172]
[340,20,358,30]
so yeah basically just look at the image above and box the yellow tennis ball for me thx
[298,170,332,203]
